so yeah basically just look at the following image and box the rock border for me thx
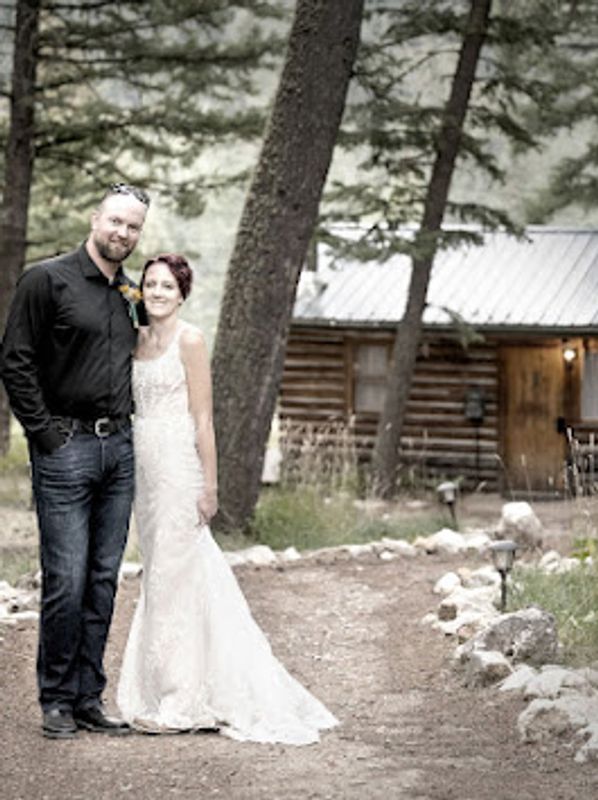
[421,542,598,763]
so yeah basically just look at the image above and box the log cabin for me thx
[279,227,598,495]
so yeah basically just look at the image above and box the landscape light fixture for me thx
[436,480,458,527]
[489,539,517,612]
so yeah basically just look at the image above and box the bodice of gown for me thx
[133,325,190,421]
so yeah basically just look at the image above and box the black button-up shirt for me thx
[1,244,140,450]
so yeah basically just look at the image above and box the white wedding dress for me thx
[117,322,338,745]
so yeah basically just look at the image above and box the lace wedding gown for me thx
[117,322,338,745]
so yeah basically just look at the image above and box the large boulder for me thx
[461,607,558,666]
[496,501,543,550]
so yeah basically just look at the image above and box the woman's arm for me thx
[179,326,218,523]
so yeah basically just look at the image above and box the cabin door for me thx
[500,344,566,493]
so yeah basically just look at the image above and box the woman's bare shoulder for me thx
[179,322,207,356]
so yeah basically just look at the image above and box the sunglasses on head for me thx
[108,183,150,207]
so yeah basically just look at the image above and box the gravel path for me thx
[1,549,597,800]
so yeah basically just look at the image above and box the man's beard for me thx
[94,235,133,264]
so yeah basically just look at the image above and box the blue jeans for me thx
[30,427,134,712]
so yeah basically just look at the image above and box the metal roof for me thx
[294,228,598,332]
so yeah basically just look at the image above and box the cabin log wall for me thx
[280,325,500,489]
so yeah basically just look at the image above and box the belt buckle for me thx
[94,417,111,438]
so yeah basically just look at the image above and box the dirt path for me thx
[1,549,597,800]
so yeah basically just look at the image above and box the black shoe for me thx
[42,708,77,740]
[73,705,131,736]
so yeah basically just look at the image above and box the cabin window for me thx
[582,350,598,419]
[354,344,389,413]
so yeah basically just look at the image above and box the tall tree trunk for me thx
[0,0,40,455]
[211,0,364,531]
[372,0,492,498]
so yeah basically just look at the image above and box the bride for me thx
[117,253,338,745]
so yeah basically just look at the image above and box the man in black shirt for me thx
[0,183,150,739]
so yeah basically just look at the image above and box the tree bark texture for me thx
[0,0,40,455]
[372,0,493,498]
[211,0,364,531]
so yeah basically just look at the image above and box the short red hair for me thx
[141,253,193,299]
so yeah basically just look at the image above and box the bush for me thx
[509,562,598,665]
[251,485,446,551]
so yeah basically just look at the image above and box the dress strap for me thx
[164,321,191,366]
[166,321,186,352]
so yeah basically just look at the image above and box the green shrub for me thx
[509,562,598,665]
[250,487,353,551]
[250,485,445,551]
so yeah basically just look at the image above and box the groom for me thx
[0,183,150,739]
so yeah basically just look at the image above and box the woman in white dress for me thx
[117,253,338,745]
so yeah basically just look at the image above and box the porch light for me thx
[489,540,517,612]
[563,346,577,363]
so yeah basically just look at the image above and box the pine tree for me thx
[211,0,364,532]
[371,0,493,498]
[321,0,564,253]
[521,1,598,221]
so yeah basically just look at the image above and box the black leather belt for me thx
[53,416,129,438]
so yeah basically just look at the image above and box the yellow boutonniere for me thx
[118,284,143,328]
[118,284,143,303]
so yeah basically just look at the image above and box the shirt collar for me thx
[77,243,125,284]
